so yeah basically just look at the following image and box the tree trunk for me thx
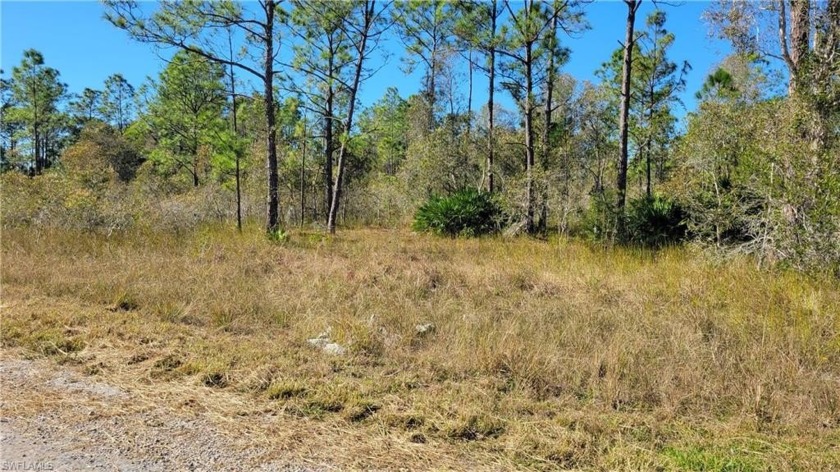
[300,115,307,228]
[324,47,335,223]
[429,43,437,128]
[467,48,473,133]
[44,133,50,170]
[33,124,41,175]
[32,87,41,175]
[524,40,535,234]
[645,80,654,198]
[192,130,200,187]
[645,138,652,198]
[486,1,497,193]
[117,90,125,133]
[539,12,558,233]
[789,0,810,93]
[328,0,375,234]
[235,138,242,230]
[616,0,639,241]
[779,0,811,94]
[264,0,280,234]
[229,32,242,232]
[312,181,318,221]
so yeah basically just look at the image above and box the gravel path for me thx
[0,358,325,472]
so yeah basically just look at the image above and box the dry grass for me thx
[2,224,839,470]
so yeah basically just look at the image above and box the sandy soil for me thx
[0,357,326,472]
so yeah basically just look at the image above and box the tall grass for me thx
[2,225,838,470]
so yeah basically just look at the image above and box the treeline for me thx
[1,0,838,274]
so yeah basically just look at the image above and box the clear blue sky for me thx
[1,1,730,115]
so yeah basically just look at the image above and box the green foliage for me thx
[598,11,688,193]
[574,187,619,243]
[357,87,409,174]
[5,2,837,280]
[674,89,840,274]
[625,194,686,247]
[696,67,737,101]
[662,445,763,472]
[393,0,454,76]
[392,0,456,115]
[65,122,144,182]
[7,49,68,173]
[452,0,504,60]
[401,120,478,201]
[139,51,227,186]
[68,88,103,127]
[289,0,354,77]
[412,188,503,237]
[99,74,134,132]
[269,228,289,243]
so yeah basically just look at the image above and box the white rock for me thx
[307,337,329,348]
[322,342,346,356]
[415,323,436,336]
[307,329,346,355]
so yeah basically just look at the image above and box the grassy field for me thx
[2,225,839,470]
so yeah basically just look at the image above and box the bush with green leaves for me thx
[412,188,503,237]
[576,191,617,242]
[625,194,687,247]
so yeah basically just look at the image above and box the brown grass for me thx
[2,224,839,470]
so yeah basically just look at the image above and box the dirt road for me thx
[0,357,325,471]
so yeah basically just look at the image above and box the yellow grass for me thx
[2,224,839,470]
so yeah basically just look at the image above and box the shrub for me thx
[412,188,503,237]
[626,194,686,247]
[577,191,617,242]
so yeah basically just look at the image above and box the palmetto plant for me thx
[413,188,504,237]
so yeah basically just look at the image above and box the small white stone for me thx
[322,343,346,356]
[415,323,436,336]
[307,337,328,348]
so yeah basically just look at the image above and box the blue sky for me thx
[1,1,730,115]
